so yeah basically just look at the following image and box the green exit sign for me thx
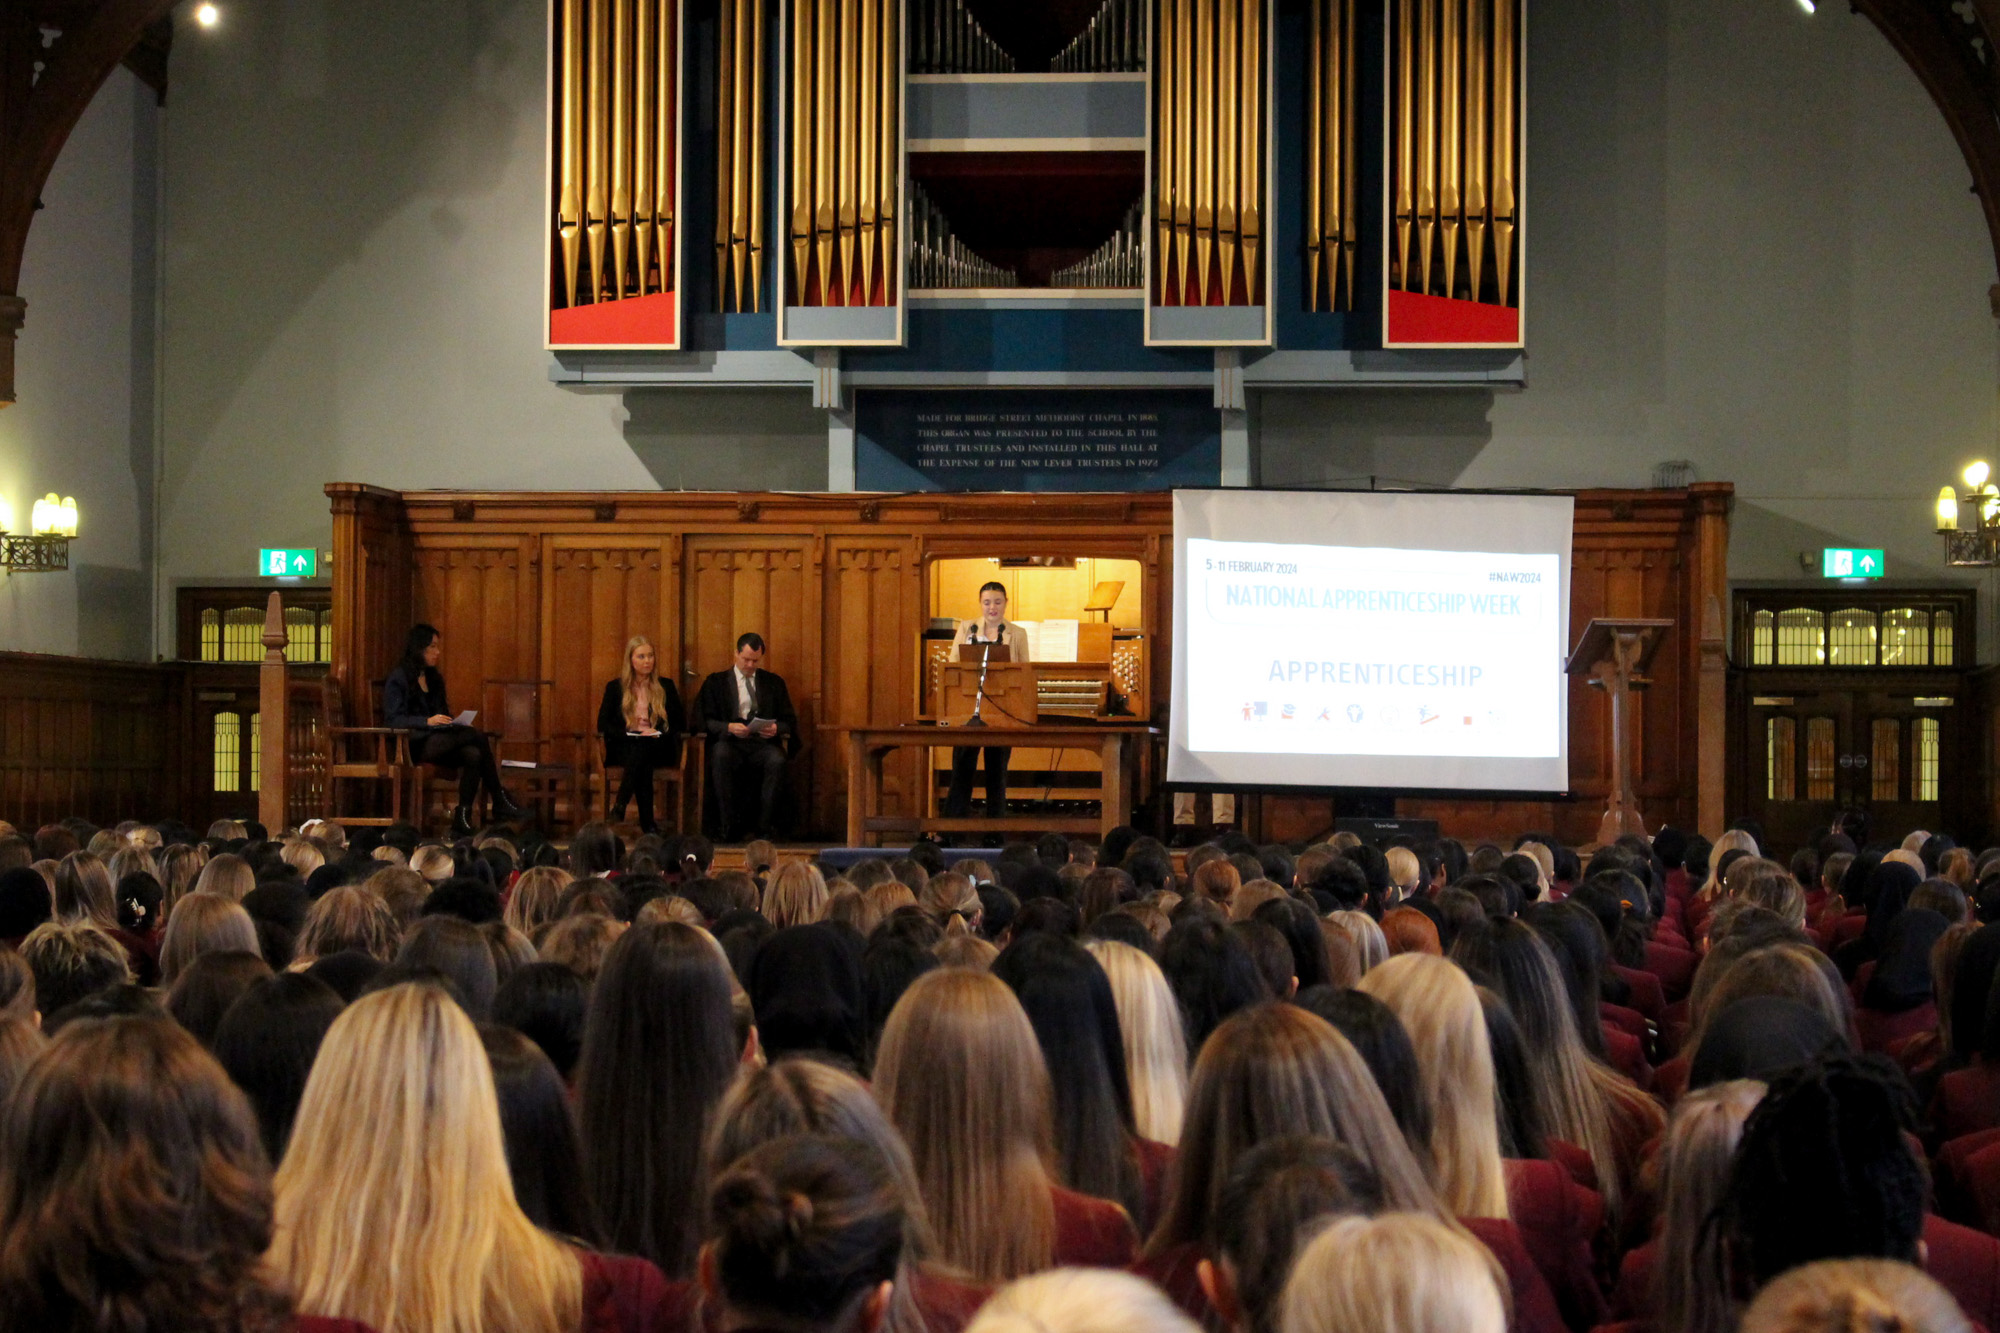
[1823,548,1884,579]
[259,548,317,578]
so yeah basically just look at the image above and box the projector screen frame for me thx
[1168,486,1576,796]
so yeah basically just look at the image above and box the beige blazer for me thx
[954,618,1030,661]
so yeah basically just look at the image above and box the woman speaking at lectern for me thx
[945,582,1030,820]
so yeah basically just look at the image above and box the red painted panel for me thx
[550,291,678,347]
[1386,289,1521,347]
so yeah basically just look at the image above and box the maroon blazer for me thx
[1642,941,1697,1002]
[1052,1185,1138,1268]
[1601,1002,1648,1041]
[1546,1138,1601,1193]
[1128,1240,1210,1325]
[909,1267,993,1333]
[1608,965,1665,1023]
[1503,1158,1610,1333]
[298,1321,377,1333]
[1855,1001,1938,1056]
[1134,1136,1177,1238]
[581,1251,679,1333]
[1603,1026,1653,1091]
[1937,1062,2000,1144]
[1462,1216,1570,1333]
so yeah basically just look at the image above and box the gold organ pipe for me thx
[1239,0,1260,305]
[1156,0,1176,303]
[731,0,753,308]
[716,0,737,305]
[1464,0,1488,304]
[790,0,812,303]
[1414,0,1435,296]
[668,0,684,294]
[1338,0,1354,307]
[749,0,767,311]
[1395,0,1412,294]
[559,0,585,309]
[635,0,656,297]
[1193,0,1213,305]
[1174,0,1192,302]
[587,0,610,302]
[1492,0,1516,306]
[858,0,879,305]
[1439,0,1459,302]
[814,0,836,304]
[1323,0,1343,307]
[836,0,859,304]
[878,0,897,306]
[1216,0,1237,305]
[612,0,633,299]
[1305,0,1320,311]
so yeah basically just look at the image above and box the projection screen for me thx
[1169,489,1574,792]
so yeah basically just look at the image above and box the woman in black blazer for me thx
[597,635,686,833]
[382,623,519,837]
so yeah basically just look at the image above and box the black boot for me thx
[450,804,475,839]
[492,788,524,822]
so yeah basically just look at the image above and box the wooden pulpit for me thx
[1566,618,1672,845]
[939,661,1039,727]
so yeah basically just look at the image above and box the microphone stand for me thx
[964,639,992,727]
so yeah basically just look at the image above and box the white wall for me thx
[0,68,158,660]
[151,0,2000,649]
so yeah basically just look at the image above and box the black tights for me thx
[611,734,678,827]
[416,725,503,808]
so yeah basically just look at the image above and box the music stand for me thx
[1566,618,1672,844]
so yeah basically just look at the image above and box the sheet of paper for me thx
[453,710,477,726]
[1037,619,1080,663]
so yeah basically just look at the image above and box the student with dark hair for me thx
[395,914,499,1019]
[1295,986,1434,1167]
[693,632,798,841]
[482,1023,603,1245]
[862,935,939,1064]
[1307,856,1369,913]
[1253,896,1333,992]
[382,622,519,838]
[700,1134,906,1333]
[165,949,274,1048]
[991,933,1158,1231]
[1201,1137,1384,1333]
[1159,916,1270,1054]
[942,583,1029,821]
[575,922,739,1276]
[493,960,591,1079]
[21,918,131,1018]
[210,972,345,1162]
[1123,846,1176,897]
[0,1014,368,1333]
[749,924,868,1070]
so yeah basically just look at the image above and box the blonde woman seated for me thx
[1279,1214,1507,1333]
[270,982,673,1333]
[597,636,686,835]
[965,1269,1201,1333]
[1739,1260,1970,1333]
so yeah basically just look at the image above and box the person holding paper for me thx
[694,632,797,841]
[946,581,1030,820]
[596,634,687,833]
[382,623,519,837]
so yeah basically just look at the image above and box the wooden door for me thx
[1852,692,1953,843]
[1744,690,1853,855]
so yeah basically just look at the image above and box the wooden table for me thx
[845,723,1161,847]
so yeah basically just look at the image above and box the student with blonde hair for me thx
[765,861,831,928]
[280,838,325,878]
[965,1269,1203,1333]
[53,850,117,928]
[922,870,982,936]
[505,865,575,940]
[408,845,455,885]
[597,635,685,834]
[1739,1259,1970,1333]
[1084,939,1187,1145]
[1332,910,1388,974]
[873,968,1137,1282]
[272,982,665,1333]
[293,886,401,966]
[192,852,256,903]
[1696,828,1760,904]
[158,893,262,985]
[1279,1214,1507,1333]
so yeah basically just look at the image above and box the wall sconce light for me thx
[0,492,77,571]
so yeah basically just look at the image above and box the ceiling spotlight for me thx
[1796,0,1816,11]
[194,3,219,28]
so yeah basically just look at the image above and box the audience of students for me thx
[2,809,1997,1333]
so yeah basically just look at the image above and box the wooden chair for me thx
[322,676,419,828]
[584,730,688,834]
[483,679,585,833]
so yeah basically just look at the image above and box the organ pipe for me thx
[552,0,681,311]
[1152,0,1265,308]
[715,0,765,312]
[1052,0,1144,73]
[787,0,900,306]
[1304,0,1357,311]
[1389,0,1521,307]
[909,0,1012,72]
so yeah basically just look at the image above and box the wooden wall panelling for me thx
[541,539,671,740]
[412,539,537,716]
[327,487,1729,844]
[684,536,818,822]
[0,653,185,829]
[823,538,920,830]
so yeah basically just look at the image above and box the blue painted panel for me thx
[907,76,1148,142]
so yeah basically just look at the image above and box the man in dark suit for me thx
[694,632,797,840]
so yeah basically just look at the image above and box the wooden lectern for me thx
[940,643,1039,728]
[1566,618,1672,845]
